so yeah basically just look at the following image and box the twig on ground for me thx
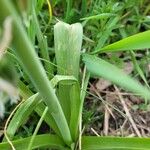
[114,85,141,137]
[91,128,100,136]
[103,104,110,136]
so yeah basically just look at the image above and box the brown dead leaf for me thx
[95,79,111,91]
[123,62,133,75]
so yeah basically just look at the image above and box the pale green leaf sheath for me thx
[54,22,83,140]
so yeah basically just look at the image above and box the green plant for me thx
[1,0,150,150]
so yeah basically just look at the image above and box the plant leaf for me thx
[51,75,81,140]
[17,80,61,138]
[5,94,41,140]
[93,30,150,54]
[82,136,150,150]
[0,0,72,145]
[82,54,150,100]
[80,13,116,21]
[0,134,67,150]
[54,21,82,141]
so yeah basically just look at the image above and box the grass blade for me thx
[82,136,150,150]
[82,54,150,100]
[94,30,150,54]
[0,0,72,145]
[0,134,67,150]
[18,80,61,138]
[32,1,53,78]
[27,107,48,150]
[81,0,87,16]
[130,51,149,88]
[81,13,116,21]
[5,94,41,140]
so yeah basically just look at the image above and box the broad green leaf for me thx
[54,22,82,123]
[82,54,150,100]
[0,134,68,150]
[18,75,81,142]
[0,0,72,145]
[93,30,150,54]
[82,136,150,150]
[54,21,82,141]
[51,75,81,141]
[54,21,82,81]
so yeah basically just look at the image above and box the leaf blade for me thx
[82,54,150,100]
[94,30,150,54]
[0,134,67,150]
[82,136,150,150]
[0,0,72,145]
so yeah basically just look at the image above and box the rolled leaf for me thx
[54,21,82,140]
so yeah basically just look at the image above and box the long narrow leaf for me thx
[27,107,48,150]
[0,134,67,150]
[18,80,61,137]
[82,136,150,150]
[0,0,72,145]
[14,68,61,137]
[81,13,116,21]
[93,30,150,54]
[82,54,150,99]
[32,2,53,78]
[5,94,41,140]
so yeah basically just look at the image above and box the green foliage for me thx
[0,0,72,146]
[54,22,82,141]
[82,54,150,100]
[0,134,67,150]
[1,0,150,150]
[94,30,150,53]
[82,136,150,150]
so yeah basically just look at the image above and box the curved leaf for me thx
[0,134,68,150]
[5,94,41,140]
